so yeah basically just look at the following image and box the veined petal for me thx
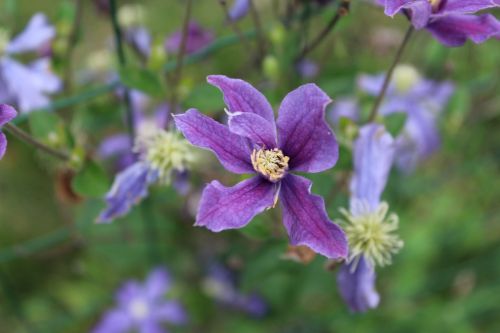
[195,176,276,231]
[228,111,277,147]
[337,256,380,313]
[173,109,253,174]
[280,174,348,259]
[0,104,17,126]
[443,0,500,14]
[207,75,276,125]
[426,13,500,47]
[6,13,55,54]
[350,124,395,210]
[277,83,338,173]
[0,132,7,160]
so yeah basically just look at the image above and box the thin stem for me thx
[169,0,193,115]
[108,0,135,140]
[218,0,252,51]
[367,25,414,122]
[248,0,266,60]
[4,123,70,161]
[295,0,350,62]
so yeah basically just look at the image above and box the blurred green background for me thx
[0,0,499,332]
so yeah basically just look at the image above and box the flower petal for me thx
[145,268,171,299]
[337,256,380,313]
[0,104,17,126]
[384,0,432,29]
[173,109,253,174]
[0,132,7,160]
[5,13,55,54]
[125,27,152,59]
[227,111,277,147]
[328,97,360,125]
[228,0,250,21]
[279,174,348,259]
[277,83,338,173]
[207,75,275,125]
[350,124,395,210]
[153,301,187,325]
[92,309,133,333]
[195,176,276,231]
[443,0,500,14]
[426,13,500,47]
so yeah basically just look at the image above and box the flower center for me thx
[251,148,289,182]
[392,64,420,93]
[340,200,403,268]
[428,0,443,11]
[128,298,149,320]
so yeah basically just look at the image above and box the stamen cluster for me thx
[251,148,289,182]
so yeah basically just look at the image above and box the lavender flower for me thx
[165,21,214,55]
[203,264,268,317]
[174,75,348,259]
[379,0,500,46]
[359,65,454,173]
[0,13,61,112]
[328,98,360,125]
[0,104,17,160]
[228,0,250,21]
[337,124,403,312]
[93,267,187,333]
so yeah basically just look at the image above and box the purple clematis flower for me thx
[203,263,268,317]
[0,104,17,160]
[93,267,187,333]
[174,75,348,260]
[0,13,61,112]
[337,123,402,312]
[165,21,214,55]
[379,0,500,46]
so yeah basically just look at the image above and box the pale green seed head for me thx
[118,4,145,28]
[340,200,404,268]
[392,64,421,93]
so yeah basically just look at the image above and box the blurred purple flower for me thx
[295,59,319,79]
[328,98,360,125]
[125,26,152,60]
[203,264,268,317]
[93,267,187,333]
[358,68,454,173]
[379,0,500,46]
[174,75,348,260]
[0,104,17,160]
[228,0,250,21]
[165,21,214,54]
[0,13,61,113]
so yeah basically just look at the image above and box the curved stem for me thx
[367,25,414,122]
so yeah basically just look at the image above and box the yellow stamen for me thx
[251,148,289,183]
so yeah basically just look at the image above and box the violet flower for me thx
[0,104,17,160]
[379,0,500,46]
[165,21,214,55]
[337,124,402,312]
[174,75,348,259]
[0,13,61,113]
[93,267,187,333]
[228,0,250,21]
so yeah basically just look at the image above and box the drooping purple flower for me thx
[228,0,250,21]
[358,66,454,173]
[0,104,17,160]
[203,263,268,317]
[165,21,214,55]
[93,267,187,333]
[174,75,348,260]
[0,13,61,113]
[380,0,500,46]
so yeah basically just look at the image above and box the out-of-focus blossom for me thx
[329,98,360,125]
[165,21,214,55]
[203,263,268,317]
[125,27,152,60]
[295,59,319,79]
[337,124,403,312]
[93,267,187,333]
[379,0,500,46]
[0,13,61,113]
[228,0,250,21]
[117,4,146,28]
[174,75,348,260]
[359,64,454,173]
[0,104,17,160]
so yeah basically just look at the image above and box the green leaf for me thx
[71,161,110,198]
[118,66,163,97]
[384,112,407,137]
[186,84,225,113]
[28,111,68,147]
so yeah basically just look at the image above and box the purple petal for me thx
[98,134,132,159]
[165,21,214,54]
[116,281,142,305]
[279,174,348,259]
[328,98,360,125]
[227,111,277,148]
[138,320,164,333]
[337,256,380,313]
[0,132,7,160]
[0,104,17,126]
[5,13,55,54]
[92,309,133,333]
[207,75,276,125]
[384,0,432,28]
[145,268,171,299]
[277,83,338,173]
[125,26,152,59]
[228,0,250,21]
[350,124,395,210]
[173,109,253,174]
[97,161,157,223]
[357,73,386,96]
[295,59,319,79]
[426,13,500,47]
[195,176,276,231]
[443,0,500,14]
[153,301,187,325]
